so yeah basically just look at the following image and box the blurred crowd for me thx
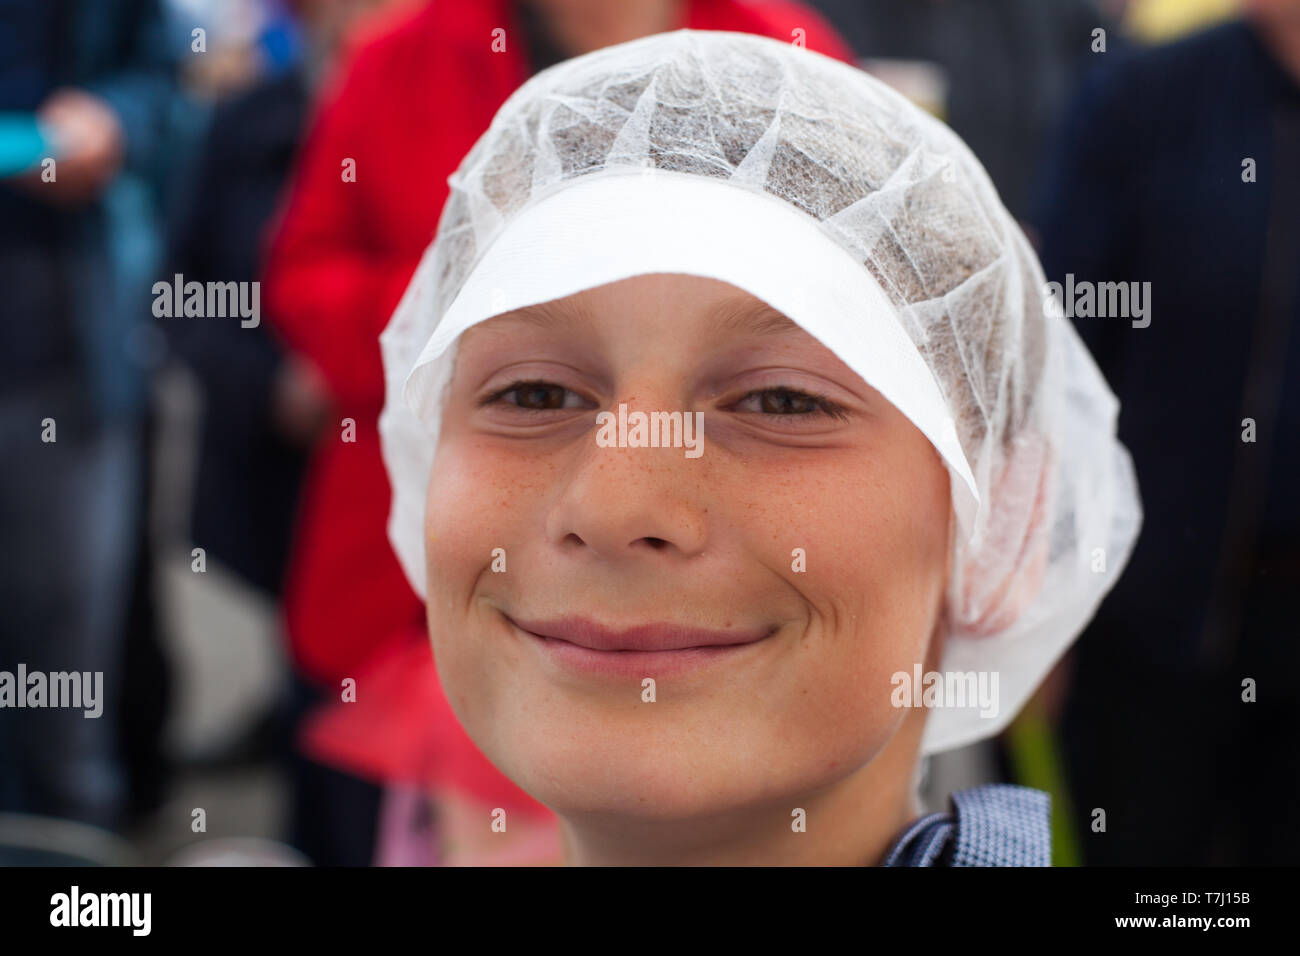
[0,0,1296,866]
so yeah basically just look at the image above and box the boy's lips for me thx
[501,612,777,681]
[504,615,774,651]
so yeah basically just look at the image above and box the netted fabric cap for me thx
[379,29,1142,754]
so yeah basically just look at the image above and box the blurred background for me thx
[0,0,1296,866]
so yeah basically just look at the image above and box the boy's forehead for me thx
[468,280,806,341]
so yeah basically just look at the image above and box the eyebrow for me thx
[498,297,595,330]
[501,291,803,338]
[710,296,803,338]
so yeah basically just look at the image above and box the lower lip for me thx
[506,618,768,681]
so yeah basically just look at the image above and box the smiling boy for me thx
[377,30,1141,865]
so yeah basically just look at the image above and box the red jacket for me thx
[264,0,853,687]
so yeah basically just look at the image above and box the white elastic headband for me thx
[403,168,980,538]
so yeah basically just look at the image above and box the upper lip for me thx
[507,615,773,652]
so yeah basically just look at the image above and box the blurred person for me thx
[262,0,852,865]
[0,0,177,830]
[163,0,407,737]
[164,0,420,864]
[1035,0,1300,864]
[171,0,295,99]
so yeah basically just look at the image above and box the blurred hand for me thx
[271,355,333,447]
[11,89,125,206]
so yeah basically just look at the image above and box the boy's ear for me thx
[952,431,1054,637]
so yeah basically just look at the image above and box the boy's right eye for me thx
[480,379,594,412]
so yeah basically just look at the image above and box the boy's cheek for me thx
[424,448,534,580]
[760,636,915,781]
[774,503,946,648]
[761,528,936,720]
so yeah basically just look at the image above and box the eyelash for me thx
[478,379,852,421]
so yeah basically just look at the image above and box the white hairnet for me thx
[378,30,1142,755]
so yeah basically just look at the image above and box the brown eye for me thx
[732,387,851,421]
[758,389,819,415]
[513,383,567,409]
[479,379,593,412]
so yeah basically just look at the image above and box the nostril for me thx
[642,537,668,550]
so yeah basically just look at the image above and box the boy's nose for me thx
[544,401,710,563]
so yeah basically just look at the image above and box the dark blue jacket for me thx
[0,0,181,422]
[164,70,312,594]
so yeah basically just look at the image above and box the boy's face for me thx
[425,274,952,822]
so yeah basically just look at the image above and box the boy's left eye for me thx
[731,387,851,421]
[479,380,850,421]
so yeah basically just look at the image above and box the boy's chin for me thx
[533,779,767,823]
[499,745,801,823]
